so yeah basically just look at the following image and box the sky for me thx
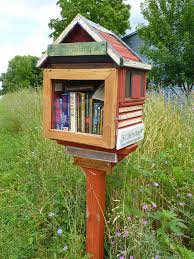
[0,0,145,76]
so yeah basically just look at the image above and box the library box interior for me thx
[38,15,151,151]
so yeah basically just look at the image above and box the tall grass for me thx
[0,89,193,258]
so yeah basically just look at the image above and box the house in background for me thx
[122,31,192,105]
[122,31,148,63]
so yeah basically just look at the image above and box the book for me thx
[89,98,93,134]
[54,87,104,135]
[76,93,81,132]
[97,104,101,134]
[80,93,85,133]
[92,102,99,134]
[62,93,70,131]
[85,93,90,133]
[100,107,104,135]
[54,98,63,130]
[70,92,77,132]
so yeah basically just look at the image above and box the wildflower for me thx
[153,182,159,187]
[115,231,121,237]
[119,256,125,259]
[152,203,157,209]
[63,245,68,251]
[48,212,55,217]
[57,228,63,235]
[155,256,159,259]
[123,230,129,237]
[142,204,149,210]
[130,256,134,259]
[127,216,131,221]
[139,218,148,225]
[143,220,148,225]
[187,193,192,198]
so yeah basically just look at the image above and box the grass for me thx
[0,89,193,258]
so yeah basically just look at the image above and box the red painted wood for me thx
[63,24,94,43]
[131,73,142,99]
[98,31,140,61]
[83,168,106,259]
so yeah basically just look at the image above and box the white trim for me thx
[55,16,79,43]
[37,52,48,68]
[37,16,79,68]
[78,17,121,65]
[37,14,147,68]
[123,59,152,70]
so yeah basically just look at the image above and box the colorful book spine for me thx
[76,93,81,132]
[70,92,77,132]
[85,93,90,133]
[54,98,63,130]
[80,93,85,133]
[62,93,70,131]
[100,107,104,135]
[97,104,101,135]
[92,102,99,134]
[89,98,93,134]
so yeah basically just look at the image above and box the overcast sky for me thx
[0,0,145,75]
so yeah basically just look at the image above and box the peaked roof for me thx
[37,14,151,70]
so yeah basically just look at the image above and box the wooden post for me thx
[82,167,106,259]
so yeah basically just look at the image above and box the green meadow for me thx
[0,89,193,258]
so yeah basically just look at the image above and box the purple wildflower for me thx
[115,231,121,237]
[130,256,134,259]
[153,182,159,187]
[57,228,62,235]
[187,193,192,198]
[152,203,157,209]
[123,230,129,237]
[119,256,125,259]
[155,256,159,259]
[142,204,149,210]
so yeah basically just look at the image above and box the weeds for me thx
[0,89,193,258]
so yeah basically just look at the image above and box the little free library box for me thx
[38,14,151,160]
[38,14,151,258]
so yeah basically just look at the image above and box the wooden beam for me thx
[47,42,107,57]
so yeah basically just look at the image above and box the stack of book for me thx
[54,92,104,135]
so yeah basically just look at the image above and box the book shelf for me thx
[52,80,104,135]
[43,68,118,149]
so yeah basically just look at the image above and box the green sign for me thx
[47,42,107,57]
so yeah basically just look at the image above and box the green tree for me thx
[0,55,42,93]
[139,0,194,94]
[49,0,131,39]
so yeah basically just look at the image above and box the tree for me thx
[0,55,42,93]
[138,0,194,94]
[49,0,131,39]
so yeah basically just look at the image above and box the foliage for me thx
[139,0,194,94]
[49,0,131,39]
[0,89,193,258]
[0,55,42,94]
